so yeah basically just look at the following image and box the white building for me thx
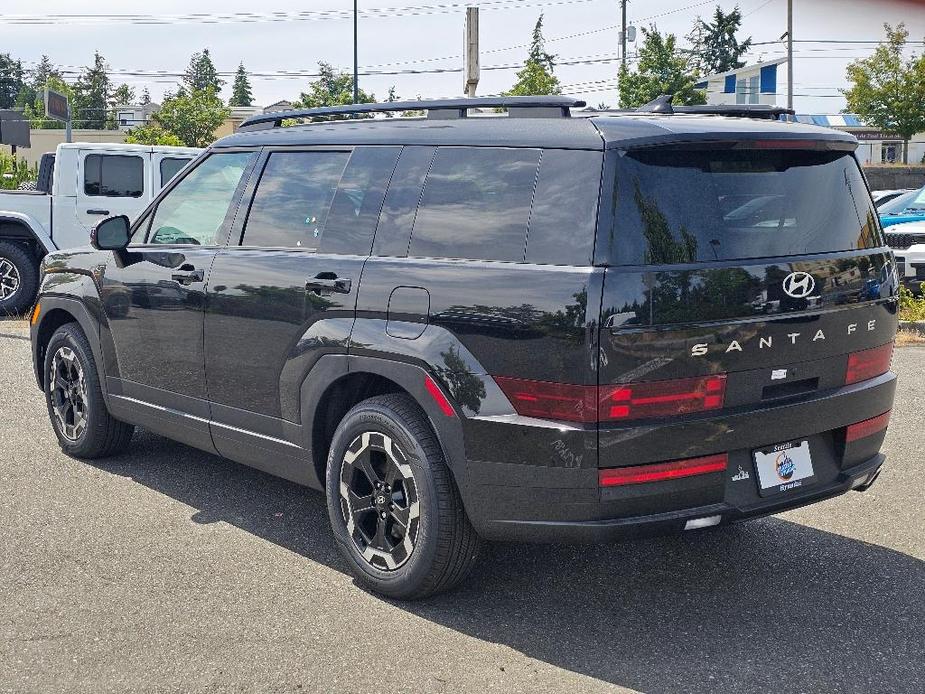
[694,58,787,106]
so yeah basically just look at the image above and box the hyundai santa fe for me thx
[29,96,898,599]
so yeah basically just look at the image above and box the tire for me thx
[325,393,482,600]
[43,322,134,459]
[0,241,38,316]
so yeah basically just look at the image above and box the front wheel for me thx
[44,322,134,458]
[325,394,482,600]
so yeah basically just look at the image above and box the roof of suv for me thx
[214,112,858,152]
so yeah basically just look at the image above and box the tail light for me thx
[493,374,727,424]
[599,453,728,487]
[845,343,893,385]
[600,374,726,421]
[846,410,891,443]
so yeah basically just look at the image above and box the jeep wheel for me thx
[0,241,38,315]
[44,322,134,458]
[325,393,482,600]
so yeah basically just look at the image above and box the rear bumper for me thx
[476,453,883,543]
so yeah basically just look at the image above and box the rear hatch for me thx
[595,141,897,510]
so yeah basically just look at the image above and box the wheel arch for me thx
[0,214,55,260]
[32,297,106,401]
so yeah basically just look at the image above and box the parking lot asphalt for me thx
[1,316,923,694]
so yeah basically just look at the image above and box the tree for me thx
[125,123,184,146]
[139,88,152,106]
[504,14,561,96]
[228,63,253,107]
[72,51,112,129]
[111,84,136,106]
[0,54,25,109]
[617,25,707,108]
[843,23,925,164]
[153,87,229,146]
[22,75,71,129]
[294,62,375,119]
[183,49,224,93]
[29,55,61,92]
[687,5,753,76]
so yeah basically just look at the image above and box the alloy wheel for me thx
[339,431,420,571]
[0,257,20,301]
[49,346,89,441]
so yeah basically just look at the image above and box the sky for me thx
[1,0,924,114]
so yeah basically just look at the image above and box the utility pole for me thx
[464,7,480,98]
[786,0,793,113]
[353,0,359,104]
[620,0,628,69]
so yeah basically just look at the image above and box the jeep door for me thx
[98,150,258,451]
[73,150,147,242]
[203,146,400,475]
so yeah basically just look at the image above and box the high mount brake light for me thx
[493,374,727,423]
[846,410,891,443]
[599,453,728,487]
[845,343,893,385]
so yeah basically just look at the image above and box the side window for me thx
[148,151,256,246]
[320,146,401,255]
[84,154,144,197]
[408,147,540,262]
[373,146,435,257]
[525,150,602,266]
[159,157,190,188]
[242,151,350,250]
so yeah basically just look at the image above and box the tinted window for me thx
[606,149,882,265]
[409,147,540,262]
[148,151,256,246]
[242,151,350,249]
[320,146,401,255]
[84,154,143,197]
[373,146,435,257]
[160,157,190,188]
[525,150,601,266]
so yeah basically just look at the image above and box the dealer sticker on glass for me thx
[754,440,815,496]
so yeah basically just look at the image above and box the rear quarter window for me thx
[605,148,881,265]
[84,154,144,197]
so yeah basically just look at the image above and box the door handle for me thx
[305,274,351,294]
[171,267,204,284]
[87,209,110,216]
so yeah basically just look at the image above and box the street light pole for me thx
[353,0,359,104]
[787,0,793,113]
[621,0,628,69]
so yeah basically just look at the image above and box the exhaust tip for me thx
[853,467,883,493]
[684,515,722,530]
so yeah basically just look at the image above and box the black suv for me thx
[30,96,898,599]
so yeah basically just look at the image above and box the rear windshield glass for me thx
[605,149,881,265]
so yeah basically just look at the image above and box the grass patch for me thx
[899,286,925,322]
[896,328,925,346]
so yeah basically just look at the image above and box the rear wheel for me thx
[44,322,134,458]
[325,393,482,600]
[0,241,38,315]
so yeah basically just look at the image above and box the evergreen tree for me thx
[843,23,925,164]
[72,51,113,129]
[228,63,253,107]
[617,26,706,108]
[687,5,753,76]
[111,84,136,106]
[504,14,561,96]
[0,54,25,109]
[183,49,225,93]
[295,62,375,120]
[139,87,152,106]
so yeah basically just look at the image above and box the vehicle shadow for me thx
[91,430,924,694]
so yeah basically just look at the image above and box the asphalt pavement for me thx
[1,316,923,694]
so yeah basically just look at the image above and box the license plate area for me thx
[753,440,816,497]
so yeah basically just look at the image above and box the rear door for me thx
[596,144,897,467]
[76,149,148,235]
[203,145,400,464]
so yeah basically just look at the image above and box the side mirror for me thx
[90,215,131,251]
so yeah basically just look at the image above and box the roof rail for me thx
[239,96,587,130]
[627,94,794,120]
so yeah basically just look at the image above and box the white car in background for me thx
[885,219,925,295]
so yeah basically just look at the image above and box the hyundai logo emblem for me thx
[782,271,815,299]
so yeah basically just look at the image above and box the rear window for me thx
[84,154,144,197]
[605,149,882,265]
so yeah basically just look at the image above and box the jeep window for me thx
[160,157,189,188]
[84,154,144,197]
[320,146,401,255]
[148,151,256,246]
[605,149,882,265]
[373,146,436,257]
[242,151,350,250]
[409,147,541,262]
[525,149,601,266]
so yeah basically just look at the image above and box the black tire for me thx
[325,393,482,600]
[0,241,38,316]
[43,322,134,459]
